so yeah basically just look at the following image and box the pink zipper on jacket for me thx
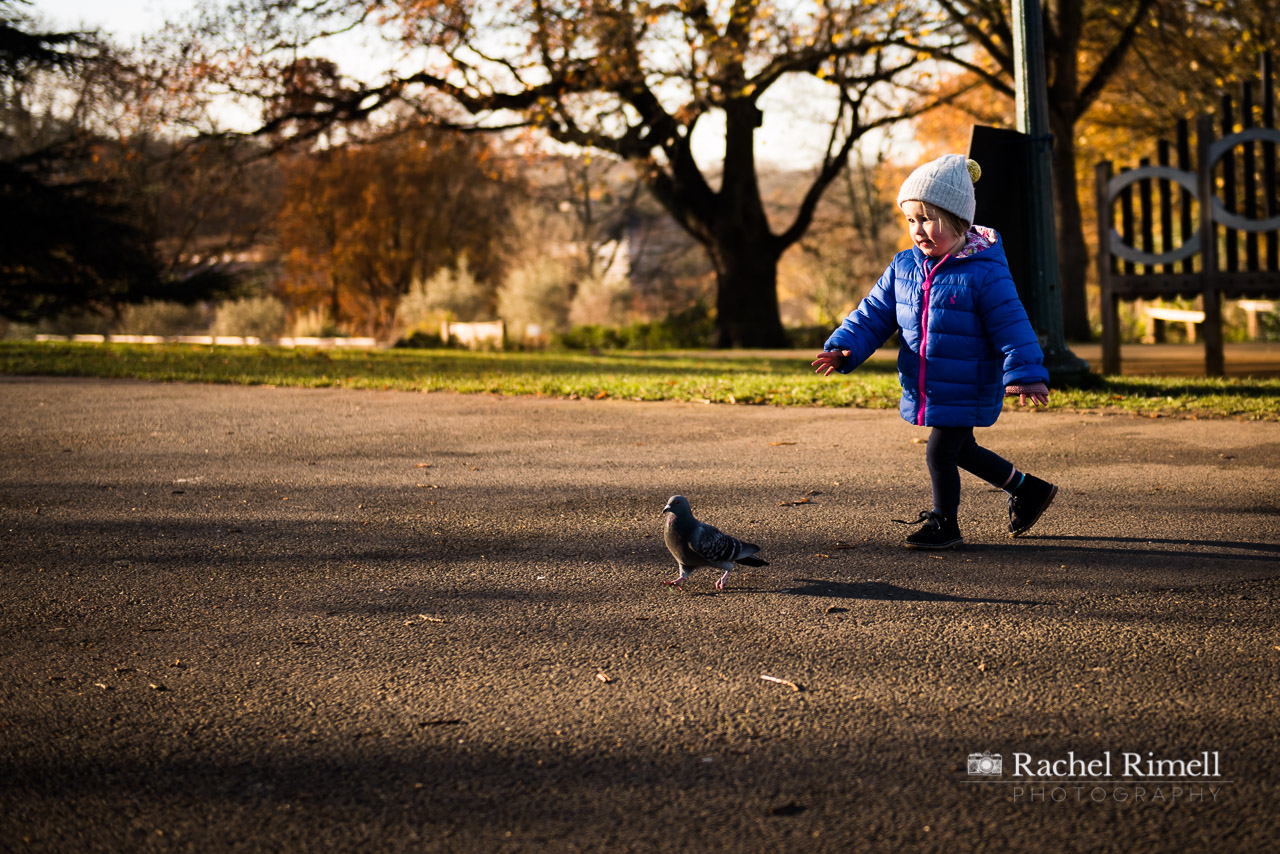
[916,254,949,426]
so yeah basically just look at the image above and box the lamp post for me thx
[1011,0,1091,384]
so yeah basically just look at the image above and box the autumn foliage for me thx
[275,128,519,338]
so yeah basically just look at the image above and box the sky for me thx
[30,0,905,171]
[34,0,193,40]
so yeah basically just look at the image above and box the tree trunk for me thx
[1051,115,1093,341]
[708,100,788,348]
[711,239,787,348]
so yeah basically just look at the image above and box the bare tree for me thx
[175,0,957,347]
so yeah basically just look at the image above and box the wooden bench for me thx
[1095,56,1280,375]
[442,320,505,349]
[1238,300,1277,339]
[1142,307,1205,343]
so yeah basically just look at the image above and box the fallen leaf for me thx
[594,390,608,399]
[415,462,432,468]
[768,441,797,446]
[761,674,802,692]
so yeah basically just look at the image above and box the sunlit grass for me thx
[3,341,1279,420]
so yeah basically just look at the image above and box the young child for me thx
[812,153,1057,549]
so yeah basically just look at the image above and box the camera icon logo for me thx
[968,752,1003,776]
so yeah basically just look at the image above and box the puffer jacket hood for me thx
[822,229,1048,427]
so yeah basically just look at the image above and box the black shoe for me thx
[896,510,963,550]
[1008,474,1058,537]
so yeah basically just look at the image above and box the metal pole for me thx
[1011,0,1090,384]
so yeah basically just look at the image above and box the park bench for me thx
[1142,306,1205,343]
[1238,299,1277,338]
[1096,53,1280,375]
[1140,300,1275,343]
[442,320,505,349]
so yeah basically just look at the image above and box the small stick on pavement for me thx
[761,674,802,692]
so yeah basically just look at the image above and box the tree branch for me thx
[1077,0,1158,116]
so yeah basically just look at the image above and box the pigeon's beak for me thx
[661,503,672,516]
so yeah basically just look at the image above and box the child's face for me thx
[901,201,962,258]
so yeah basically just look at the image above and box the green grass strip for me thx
[2,341,1278,420]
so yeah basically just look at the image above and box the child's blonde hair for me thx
[907,200,970,239]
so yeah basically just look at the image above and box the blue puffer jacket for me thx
[823,228,1048,428]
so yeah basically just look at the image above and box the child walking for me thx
[812,154,1057,549]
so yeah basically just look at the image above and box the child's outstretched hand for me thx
[812,350,850,376]
[1005,382,1050,407]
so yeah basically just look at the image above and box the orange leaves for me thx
[275,127,517,339]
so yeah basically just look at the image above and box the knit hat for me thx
[896,154,982,225]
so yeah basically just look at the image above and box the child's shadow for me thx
[783,578,1043,606]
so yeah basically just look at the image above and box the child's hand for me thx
[812,350,850,376]
[1005,382,1050,406]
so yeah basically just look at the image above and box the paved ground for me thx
[1,376,1278,853]
[1069,341,1280,377]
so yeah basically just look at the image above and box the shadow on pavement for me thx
[1004,534,1280,561]
[781,578,1042,606]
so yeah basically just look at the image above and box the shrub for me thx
[1259,308,1280,342]
[20,309,113,337]
[399,256,489,334]
[555,304,714,350]
[786,325,833,349]
[114,301,209,336]
[212,296,287,339]
[497,257,571,340]
[569,273,631,328]
[392,329,445,349]
[290,305,342,338]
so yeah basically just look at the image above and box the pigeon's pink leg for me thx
[663,569,688,590]
[715,571,730,591]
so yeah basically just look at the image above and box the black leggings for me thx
[926,426,1017,518]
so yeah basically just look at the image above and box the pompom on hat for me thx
[896,154,982,225]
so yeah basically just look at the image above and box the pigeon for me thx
[661,495,769,591]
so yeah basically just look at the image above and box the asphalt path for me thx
[1,376,1278,852]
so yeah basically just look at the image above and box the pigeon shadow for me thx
[782,578,1043,606]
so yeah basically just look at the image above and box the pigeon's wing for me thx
[689,522,760,568]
